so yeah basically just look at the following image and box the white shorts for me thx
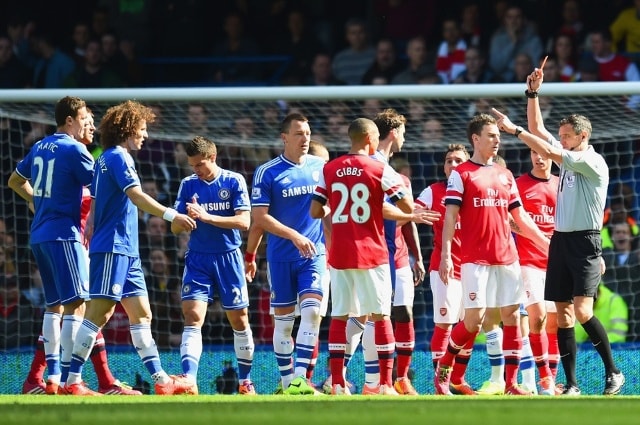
[330,264,392,317]
[393,265,414,307]
[460,262,524,309]
[430,270,464,324]
[521,265,556,313]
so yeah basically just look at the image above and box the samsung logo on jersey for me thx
[202,202,231,211]
[282,185,316,197]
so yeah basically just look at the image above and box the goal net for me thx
[1,82,639,393]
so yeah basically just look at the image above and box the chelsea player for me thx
[175,136,256,395]
[247,113,326,395]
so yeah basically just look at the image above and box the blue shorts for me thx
[89,252,147,301]
[182,248,249,310]
[268,255,325,308]
[31,241,89,307]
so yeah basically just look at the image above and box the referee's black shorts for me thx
[545,230,602,303]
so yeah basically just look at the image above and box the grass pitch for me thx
[2,395,640,425]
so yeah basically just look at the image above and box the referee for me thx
[491,69,625,396]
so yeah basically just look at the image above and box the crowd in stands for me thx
[1,0,640,350]
[1,0,640,88]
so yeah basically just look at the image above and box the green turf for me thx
[2,395,640,425]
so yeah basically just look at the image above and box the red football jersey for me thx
[515,173,558,270]
[445,161,520,265]
[314,154,406,269]
[416,181,462,279]
[393,174,411,268]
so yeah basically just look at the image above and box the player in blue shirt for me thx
[173,136,257,395]
[245,113,325,395]
[64,100,197,396]
[9,96,92,395]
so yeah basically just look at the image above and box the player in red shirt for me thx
[434,113,550,396]
[416,143,475,395]
[514,149,559,395]
[22,109,141,395]
[311,118,413,395]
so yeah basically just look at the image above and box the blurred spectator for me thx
[575,283,628,343]
[101,31,143,86]
[146,249,182,349]
[185,102,211,138]
[576,54,600,81]
[211,11,261,84]
[505,52,534,84]
[390,157,412,180]
[0,34,30,88]
[22,110,54,150]
[5,15,33,66]
[323,111,348,144]
[305,53,345,86]
[603,222,640,269]
[68,21,90,66]
[588,28,640,109]
[453,46,500,84]
[609,0,640,53]
[100,0,153,56]
[0,219,17,276]
[331,18,375,85]
[0,274,38,350]
[392,36,434,84]
[361,38,403,85]
[90,6,111,39]
[488,4,543,82]
[0,244,15,277]
[459,1,485,49]
[135,104,175,202]
[251,258,273,344]
[435,18,467,84]
[372,0,436,46]
[273,9,326,85]
[63,38,125,88]
[30,31,76,88]
[361,98,384,119]
[602,184,639,251]
[552,34,579,82]
[140,215,176,271]
[553,0,588,48]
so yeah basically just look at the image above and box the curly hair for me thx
[373,108,407,140]
[98,100,156,149]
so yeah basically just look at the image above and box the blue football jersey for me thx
[15,133,94,243]
[251,154,325,262]
[174,168,250,253]
[89,146,141,256]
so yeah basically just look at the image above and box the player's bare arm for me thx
[401,221,425,285]
[253,205,316,258]
[382,202,440,225]
[438,204,460,285]
[8,171,34,204]
[84,198,95,247]
[525,71,553,141]
[186,198,250,231]
[511,205,550,252]
[492,107,563,164]
[509,214,524,236]
[244,222,264,282]
[309,199,329,219]
[126,185,197,232]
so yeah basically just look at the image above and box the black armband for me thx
[525,89,538,98]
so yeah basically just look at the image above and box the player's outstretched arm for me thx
[126,185,196,233]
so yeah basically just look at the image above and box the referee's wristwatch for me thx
[514,126,524,137]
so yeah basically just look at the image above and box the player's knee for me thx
[300,299,322,325]
[393,305,412,322]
